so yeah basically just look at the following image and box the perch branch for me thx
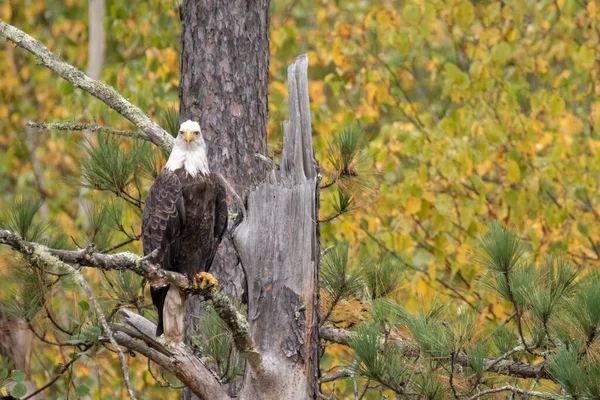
[0,20,173,150]
[0,229,263,374]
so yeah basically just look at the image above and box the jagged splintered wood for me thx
[232,54,321,399]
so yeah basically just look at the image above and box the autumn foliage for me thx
[2,0,600,398]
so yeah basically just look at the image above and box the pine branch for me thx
[0,20,173,150]
[362,228,479,311]
[319,325,550,381]
[0,228,263,374]
[27,121,141,140]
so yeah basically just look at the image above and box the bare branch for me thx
[319,369,350,383]
[320,325,350,346]
[27,121,141,140]
[0,20,173,150]
[0,228,263,374]
[467,386,563,400]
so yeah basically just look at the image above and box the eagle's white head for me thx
[165,120,210,177]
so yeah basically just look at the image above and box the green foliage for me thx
[321,241,363,317]
[327,188,354,219]
[361,254,403,299]
[0,262,53,321]
[348,323,409,392]
[79,137,150,199]
[0,198,50,242]
[101,270,144,309]
[75,384,90,398]
[191,308,244,383]
[492,325,518,356]
[161,107,180,138]
[466,342,486,375]
[546,344,588,398]
[10,382,27,398]
[527,254,578,327]
[83,202,114,251]
[327,125,361,178]
[566,271,600,344]
[477,222,528,275]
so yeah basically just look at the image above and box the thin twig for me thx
[21,346,90,400]
[467,385,562,400]
[101,235,140,253]
[27,121,141,139]
[66,262,138,399]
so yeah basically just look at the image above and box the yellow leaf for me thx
[1,3,11,20]
[588,1,597,18]
[506,160,520,183]
[271,81,288,98]
[365,82,378,105]
[336,22,351,39]
[332,40,345,67]
[376,9,393,29]
[317,9,328,23]
[405,196,422,215]
[363,10,376,29]
[309,81,326,106]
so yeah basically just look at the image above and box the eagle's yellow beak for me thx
[183,130,194,142]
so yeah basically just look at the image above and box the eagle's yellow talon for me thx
[193,272,218,293]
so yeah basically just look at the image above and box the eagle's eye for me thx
[178,131,183,135]
[194,131,199,136]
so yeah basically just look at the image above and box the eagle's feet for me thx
[193,272,218,294]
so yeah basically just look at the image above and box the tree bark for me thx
[179,0,269,299]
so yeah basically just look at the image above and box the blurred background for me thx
[1,0,600,398]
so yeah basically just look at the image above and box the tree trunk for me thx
[179,1,270,398]
[77,0,106,228]
[179,0,269,301]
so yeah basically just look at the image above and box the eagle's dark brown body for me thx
[142,168,227,338]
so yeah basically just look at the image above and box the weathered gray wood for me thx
[113,310,229,400]
[234,54,320,399]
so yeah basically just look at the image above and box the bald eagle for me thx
[142,120,227,343]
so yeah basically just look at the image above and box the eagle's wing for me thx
[142,170,185,338]
[142,170,184,266]
[206,174,228,271]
